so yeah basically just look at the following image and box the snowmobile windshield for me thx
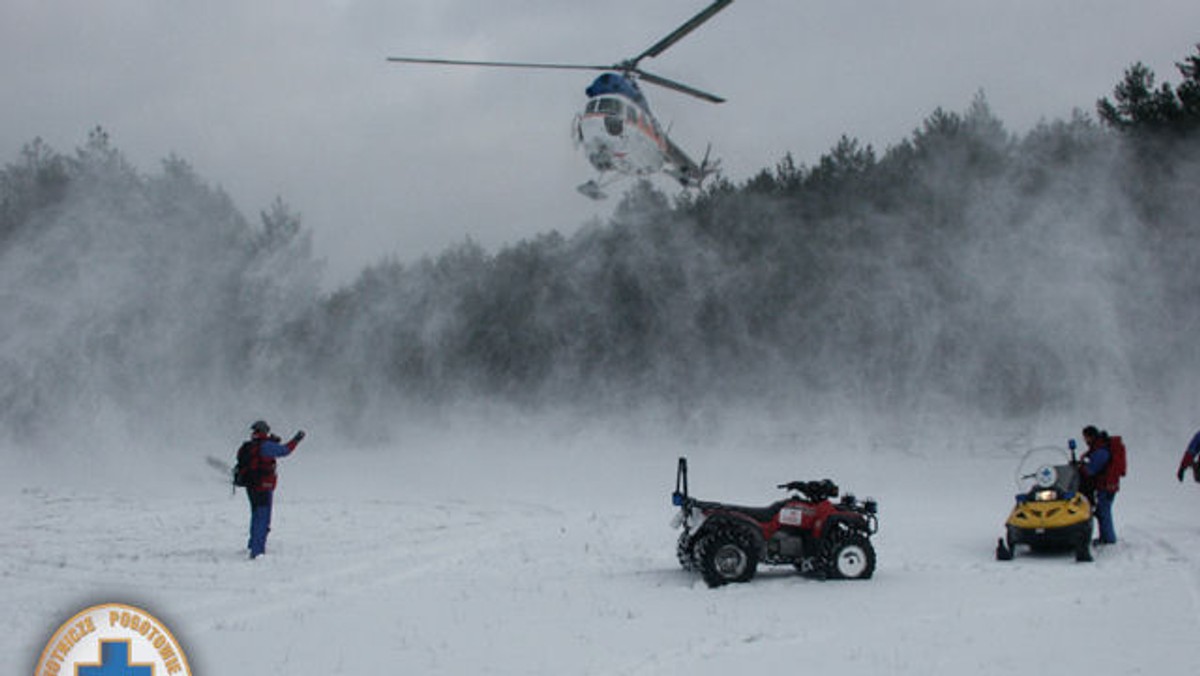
[1025,463,1081,501]
[1015,446,1078,494]
[1046,464,1080,493]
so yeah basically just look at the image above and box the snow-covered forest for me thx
[3,51,1199,446]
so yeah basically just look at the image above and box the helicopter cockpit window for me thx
[595,98,623,116]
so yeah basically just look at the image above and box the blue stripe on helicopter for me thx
[585,73,650,111]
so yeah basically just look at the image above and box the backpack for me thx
[232,439,261,488]
[1104,435,1127,489]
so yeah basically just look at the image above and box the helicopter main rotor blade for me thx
[387,56,611,72]
[629,0,733,67]
[635,69,725,103]
[389,2,733,105]
[389,56,726,103]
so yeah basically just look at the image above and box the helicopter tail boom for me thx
[663,139,719,188]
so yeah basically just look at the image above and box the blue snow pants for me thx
[246,489,273,558]
[1095,490,1117,544]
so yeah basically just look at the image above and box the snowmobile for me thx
[995,440,1093,563]
[671,457,879,587]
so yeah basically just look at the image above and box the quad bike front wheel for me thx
[676,531,697,571]
[826,533,876,579]
[695,526,759,588]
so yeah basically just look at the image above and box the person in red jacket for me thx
[241,420,305,559]
[1079,425,1118,545]
[1176,430,1200,482]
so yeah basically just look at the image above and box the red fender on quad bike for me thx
[672,458,878,587]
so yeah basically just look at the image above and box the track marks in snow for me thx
[191,497,572,628]
[1123,523,1200,615]
[8,468,1200,676]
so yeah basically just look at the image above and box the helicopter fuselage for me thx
[570,72,712,198]
[574,92,667,179]
[387,0,731,199]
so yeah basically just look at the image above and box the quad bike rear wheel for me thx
[826,533,876,579]
[695,525,759,587]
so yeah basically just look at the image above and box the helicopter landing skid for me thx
[576,180,608,200]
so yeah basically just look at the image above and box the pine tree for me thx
[1097,45,1200,136]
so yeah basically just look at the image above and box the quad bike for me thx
[995,440,1093,563]
[671,457,879,587]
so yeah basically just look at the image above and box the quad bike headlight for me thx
[1034,489,1058,502]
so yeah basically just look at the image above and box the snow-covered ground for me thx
[5,413,1199,674]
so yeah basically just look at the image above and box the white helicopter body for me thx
[388,0,731,199]
[572,73,712,198]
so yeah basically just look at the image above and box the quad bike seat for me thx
[694,498,792,523]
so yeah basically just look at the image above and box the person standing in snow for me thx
[1079,425,1117,545]
[1176,429,1200,482]
[240,420,305,559]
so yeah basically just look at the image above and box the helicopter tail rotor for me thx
[695,144,721,186]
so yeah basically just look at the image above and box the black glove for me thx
[1179,467,1187,482]
[291,430,306,443]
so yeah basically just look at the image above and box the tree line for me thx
[2,46,1198,439]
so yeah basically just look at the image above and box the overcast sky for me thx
[4,0,1199,286]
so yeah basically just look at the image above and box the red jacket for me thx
[245,433,299,492]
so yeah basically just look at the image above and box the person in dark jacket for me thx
[1176,429,1200,482]
[242,420,305,559]
[1079,425,1117,545]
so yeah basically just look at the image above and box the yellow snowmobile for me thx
[996,440,1093,563]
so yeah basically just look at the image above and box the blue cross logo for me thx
[78,641,153,676]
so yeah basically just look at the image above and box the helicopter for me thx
[387,0,732,200]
